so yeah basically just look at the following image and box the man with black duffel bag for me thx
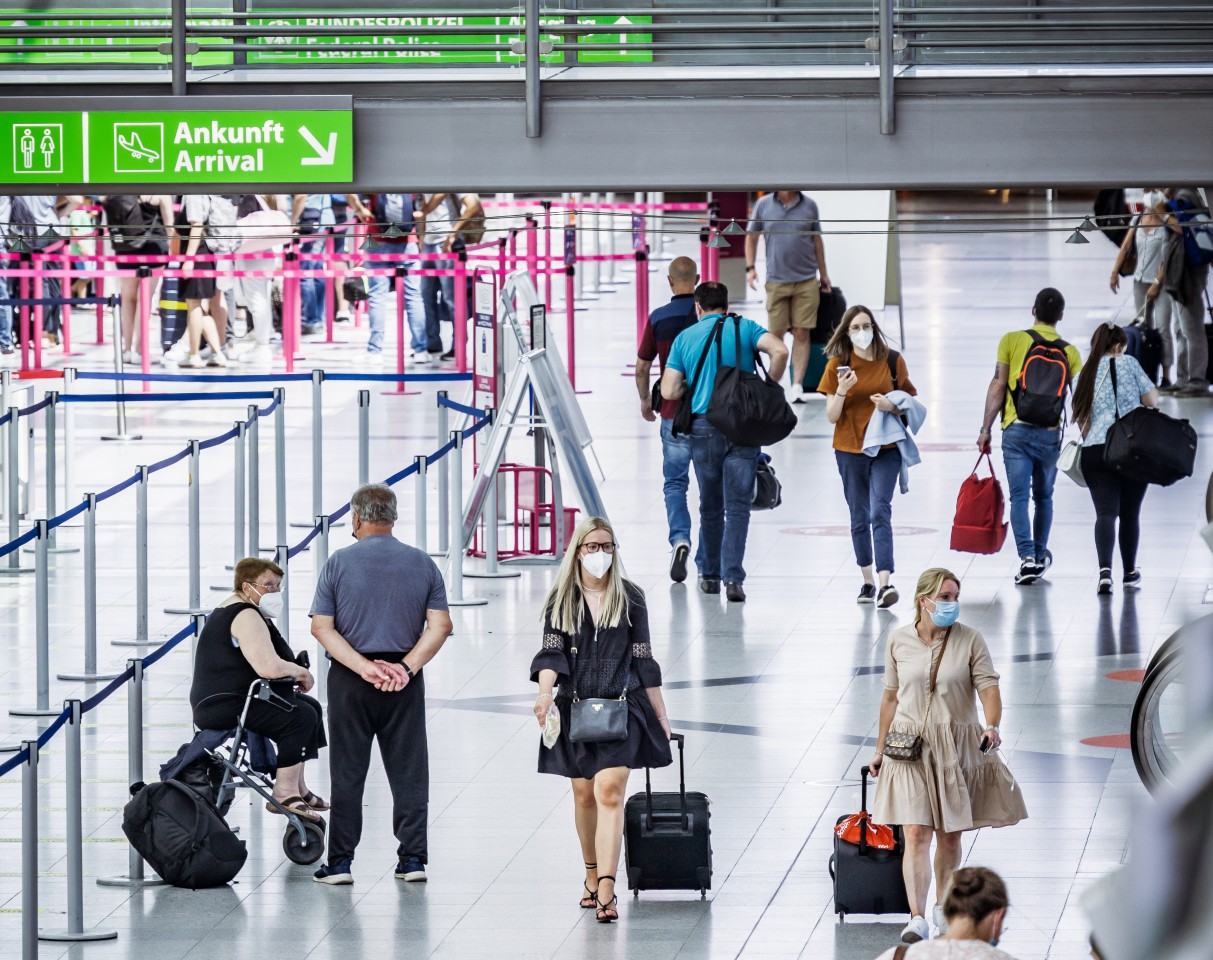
[661,282,789,603]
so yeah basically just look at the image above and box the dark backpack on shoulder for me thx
[1012,330,1072,427]
[122,779,247,888]
[103,195,164,254]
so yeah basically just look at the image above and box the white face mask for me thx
[850,328,874,350]
[581,551,613,579]
[249,584,284,620]
[1142,189,1164,209]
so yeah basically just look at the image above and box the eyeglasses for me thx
[252,581,281,593]
[580,541,616,554]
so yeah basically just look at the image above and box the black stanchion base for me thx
[0,566,35,575]
[100,434,144,442]
[96,875,167,888]
[8,705,62,717]
[39,928,119,942]
[111,638,165,648]
[56,671,122,682]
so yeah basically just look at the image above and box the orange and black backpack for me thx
[1012,330,1072,426]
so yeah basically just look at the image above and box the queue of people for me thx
[0,191,485,369]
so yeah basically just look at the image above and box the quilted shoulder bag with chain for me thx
[883,627,952,762]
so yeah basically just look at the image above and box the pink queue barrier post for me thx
[282,251,298,374]
[60,259,72,355]
[699,228,711,282]
[388,265,419,397]
[565,266,577,391]
[496,237,508,291]
[525,217,538,292]
[541,201,553,309]
[32,270,43,372]
[19,263,30,373]
[635,250,649,349]
[454,251,469,373]
[508,228,519,277]
[138,267,152,390]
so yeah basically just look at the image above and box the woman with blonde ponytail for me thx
[529,517,672,924]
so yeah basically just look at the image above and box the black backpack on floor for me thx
[122,779,247,888]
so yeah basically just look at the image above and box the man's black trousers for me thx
[326,658,428,865]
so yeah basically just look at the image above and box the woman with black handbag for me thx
[530,517,673,923]
[869,568,1026,945]
[1072,323,1160,596]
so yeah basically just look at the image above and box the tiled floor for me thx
[1,192,1209,960]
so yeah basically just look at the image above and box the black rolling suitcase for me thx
[828,764,910,918]
[624,733,712,898]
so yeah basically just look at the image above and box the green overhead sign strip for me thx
[0,11,652,65]
[0,109,352,185]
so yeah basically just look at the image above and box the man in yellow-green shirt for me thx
[977,287,1082,586]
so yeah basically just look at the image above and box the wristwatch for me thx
[745,265,756,272]
[402,663,415,680]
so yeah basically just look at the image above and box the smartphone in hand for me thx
[837,365,851,376]
[979,735,992,753]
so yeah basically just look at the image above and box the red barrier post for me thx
[541,201,553,309]
[19,256,30,372]
[565,266,576,391]
[454,250,469,373]
[138,265,152,389]
[635,250,649,349]
[497,237,507,290]
[60,259,72,354]
[525,217,538,291]
[95,301,104,350]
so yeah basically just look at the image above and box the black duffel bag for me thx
[706,314,797,447]
[752,454,782,510]
[122,779,247,888]
[811,285,846,345]
[1104,359,1197,487]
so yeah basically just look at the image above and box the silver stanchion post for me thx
[357,389,370,486]
[465,411,518,581]
[58,494,119,682]
[603,192,618,285]
[435,392,449,555]
[1,369,10,515]
[248,404,262,554]
[215,420,246,588]
[413,454,428,552]
[165,440,206,615]
[274,387,287,548]
[62,367,75,506]
[113,466,156,647]
[101,279,142,441]
[40,393,77,554]
[276,544,290,643]
[21,740,38,960]
[98,659,165,887]
[0,405,32,574]
[446,431,485,607]
[302,370,324,523]
[315,514,330,699]
[10,520,60,716]
[39,701,118,942]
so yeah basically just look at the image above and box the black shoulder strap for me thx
[688,316,725,393]
[1108,356,1121,421]
[1025,328,1045,347]
[885,350,900,392]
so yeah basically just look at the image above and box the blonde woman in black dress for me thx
[530,517,673,923]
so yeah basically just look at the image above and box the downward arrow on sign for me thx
[299,125,337,166]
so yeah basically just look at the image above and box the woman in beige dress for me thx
[870,568,1027,945]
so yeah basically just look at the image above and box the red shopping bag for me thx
[950,453,1008,555]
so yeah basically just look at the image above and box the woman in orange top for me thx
[818,306,916,607]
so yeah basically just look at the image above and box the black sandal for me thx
[580,861,598,909]
[595,875,619,923]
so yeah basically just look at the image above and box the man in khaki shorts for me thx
[744,191,832,402]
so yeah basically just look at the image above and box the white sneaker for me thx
[412,352,431,365]
[365,352,384,368]
[159,351,178,368]
[122,349,140,365]
[179,354,205,369]
[238,344,273,365]
[335,312,351,325]
[207,352,228,368]
[932,904,947,937]
[789,383,805,403]
[901,915,930,944]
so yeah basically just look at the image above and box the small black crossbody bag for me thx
[568,631,630,744]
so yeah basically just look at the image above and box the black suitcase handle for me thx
[858,764,872,853]
[644,732,687,832]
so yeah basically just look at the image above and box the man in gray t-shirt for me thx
[744,191,833,402]
[309,483,453,885]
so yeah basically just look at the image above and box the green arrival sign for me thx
[0,108,352,185]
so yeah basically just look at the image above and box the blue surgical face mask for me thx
[928,599,960,628]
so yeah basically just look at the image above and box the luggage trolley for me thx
[204,677,327,866]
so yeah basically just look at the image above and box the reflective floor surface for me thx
[1,193,1209,960]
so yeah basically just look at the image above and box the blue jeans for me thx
[0,270,12,350]
[1001,421,1062,561]
[299,233,327,329]
[689,417,758,583]
[420,241,452,354]
[835,447,901,572]
[364,239,425,355]
[660,418,693,549]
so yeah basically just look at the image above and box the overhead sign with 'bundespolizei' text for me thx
[0,106,352,185]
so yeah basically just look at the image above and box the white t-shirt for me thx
[875,941,1018,960]
[423,193,469,243]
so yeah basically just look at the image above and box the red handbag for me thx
[950,453,1008,555]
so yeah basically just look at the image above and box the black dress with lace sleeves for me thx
[530,581,673,779]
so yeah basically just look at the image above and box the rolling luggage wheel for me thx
[282,817,326,865]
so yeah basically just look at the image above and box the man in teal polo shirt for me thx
[661,282,788,602]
